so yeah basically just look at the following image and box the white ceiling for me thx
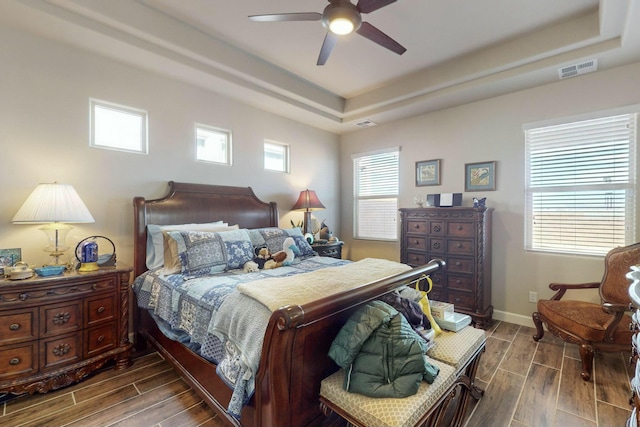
[2,0,640,134]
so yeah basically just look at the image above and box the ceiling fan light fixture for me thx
[329,17,355,35]
[323,3,361,35]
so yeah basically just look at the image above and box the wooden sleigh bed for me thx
[132,181,448,427]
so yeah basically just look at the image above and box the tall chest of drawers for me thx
[399,207,493,328]
[0,266,133,395]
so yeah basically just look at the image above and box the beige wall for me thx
[340,62,640,325]
[0,25,341,268]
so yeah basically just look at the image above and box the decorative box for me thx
[435,312,472,332]
[430,301,454,320]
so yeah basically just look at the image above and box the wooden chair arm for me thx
[602,302,629,341]
[548,282,601,300]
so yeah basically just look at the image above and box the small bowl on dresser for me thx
[34,265,66,277]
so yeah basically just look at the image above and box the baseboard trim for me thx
[493,310,535,328]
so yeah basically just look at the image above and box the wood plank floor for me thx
[0,321,633,427]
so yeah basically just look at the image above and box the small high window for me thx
[196,125,232,165]
[90,99,148,154]
[264,140,290,173]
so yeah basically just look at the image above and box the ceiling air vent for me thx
[355,119,377,128]
[558,59,598,80]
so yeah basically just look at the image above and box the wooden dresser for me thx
[0,266,133,395]
[399,207,493,328]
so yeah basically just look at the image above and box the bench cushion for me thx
[320,359,456,427]
[427,326,486,371]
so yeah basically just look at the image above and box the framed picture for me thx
[416,159,441,186]
[0,248,21,267]
[465,161,496,191]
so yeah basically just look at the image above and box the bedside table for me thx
[0,266,133,395]
[312,241,344,259]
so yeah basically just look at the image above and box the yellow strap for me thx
[415,275,442,336]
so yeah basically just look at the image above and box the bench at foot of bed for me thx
[319,326,486,427]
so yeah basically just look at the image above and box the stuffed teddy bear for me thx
[243,246,281,272]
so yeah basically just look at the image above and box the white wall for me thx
[0,25,340,268]
[340,61,640,325]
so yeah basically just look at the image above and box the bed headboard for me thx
[133,181,279,277]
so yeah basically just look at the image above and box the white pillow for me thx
[145,221,227,269]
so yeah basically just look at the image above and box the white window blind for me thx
[353,148,399,240]
[525,113,637,256]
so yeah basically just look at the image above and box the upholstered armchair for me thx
[532,242,640,381]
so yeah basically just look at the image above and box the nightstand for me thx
[0,266,133,395]
[312,241,344,259]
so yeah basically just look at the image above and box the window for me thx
[353,147,400,241]
[264,140,289,173]
[196,124,232,165]
[90,99,147,153]
[524,112,637,256]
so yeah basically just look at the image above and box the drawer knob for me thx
[97,306,105,314]
[433,225,441,232]
[9,323,21,331]
[414,240,420,245]
[456,243,463,248]
[455,262,461,266]
[455,297,461,302]
[432,242,440,249]
[19,293,29,301]
[53,312,71,325]
[53,343,71,357]
[9,358,20,366]
[98,335,105,343]
[457,225,463,231]
[414,224,420,229]
[456,280,462,284]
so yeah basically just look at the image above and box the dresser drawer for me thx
[0,342,37,379]
[447,257,474,274]
[447,274,475,291]
[447,290,475,311]
[40,332,81,371]
[85,294,116,327]
[407,236,426,251]
[41,301,81,337]
[85,323,116,357]
[0,308,36,345]
[447,222,474,237]
[405,252,427,266]
[430,221,444,235]
[406,220,427,234]
[446,239,474,255]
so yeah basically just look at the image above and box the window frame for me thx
[524,110,637,256]
[352,147,400,241]
[263,140,290,173]
[195,124,232,165]
[89,98,148,154]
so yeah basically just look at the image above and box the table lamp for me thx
[292,189,325,235]
[12,183,95,266]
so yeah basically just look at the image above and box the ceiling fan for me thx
[249,0,406,66]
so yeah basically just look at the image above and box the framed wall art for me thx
[465,161,496,191]
[416,159,441,186]
[0,248,21,268]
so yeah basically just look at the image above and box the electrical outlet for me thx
[529,291,538,303]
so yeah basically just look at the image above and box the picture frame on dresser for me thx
[0,248,21,269]
[416,159,441,186]
[465,161,496,191]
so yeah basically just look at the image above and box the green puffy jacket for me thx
[328,300,440,398]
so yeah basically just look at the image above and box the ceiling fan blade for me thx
[356,0,397,14]
[356,21,406,55]
[248,12,322,22]
[317,32,339,66]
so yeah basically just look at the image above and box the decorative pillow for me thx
[163,225,240,274]
[246,227,316,259]
[146,221,227,269]
[167,228,254,276]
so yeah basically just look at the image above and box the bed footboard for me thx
[255,259,446,427]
